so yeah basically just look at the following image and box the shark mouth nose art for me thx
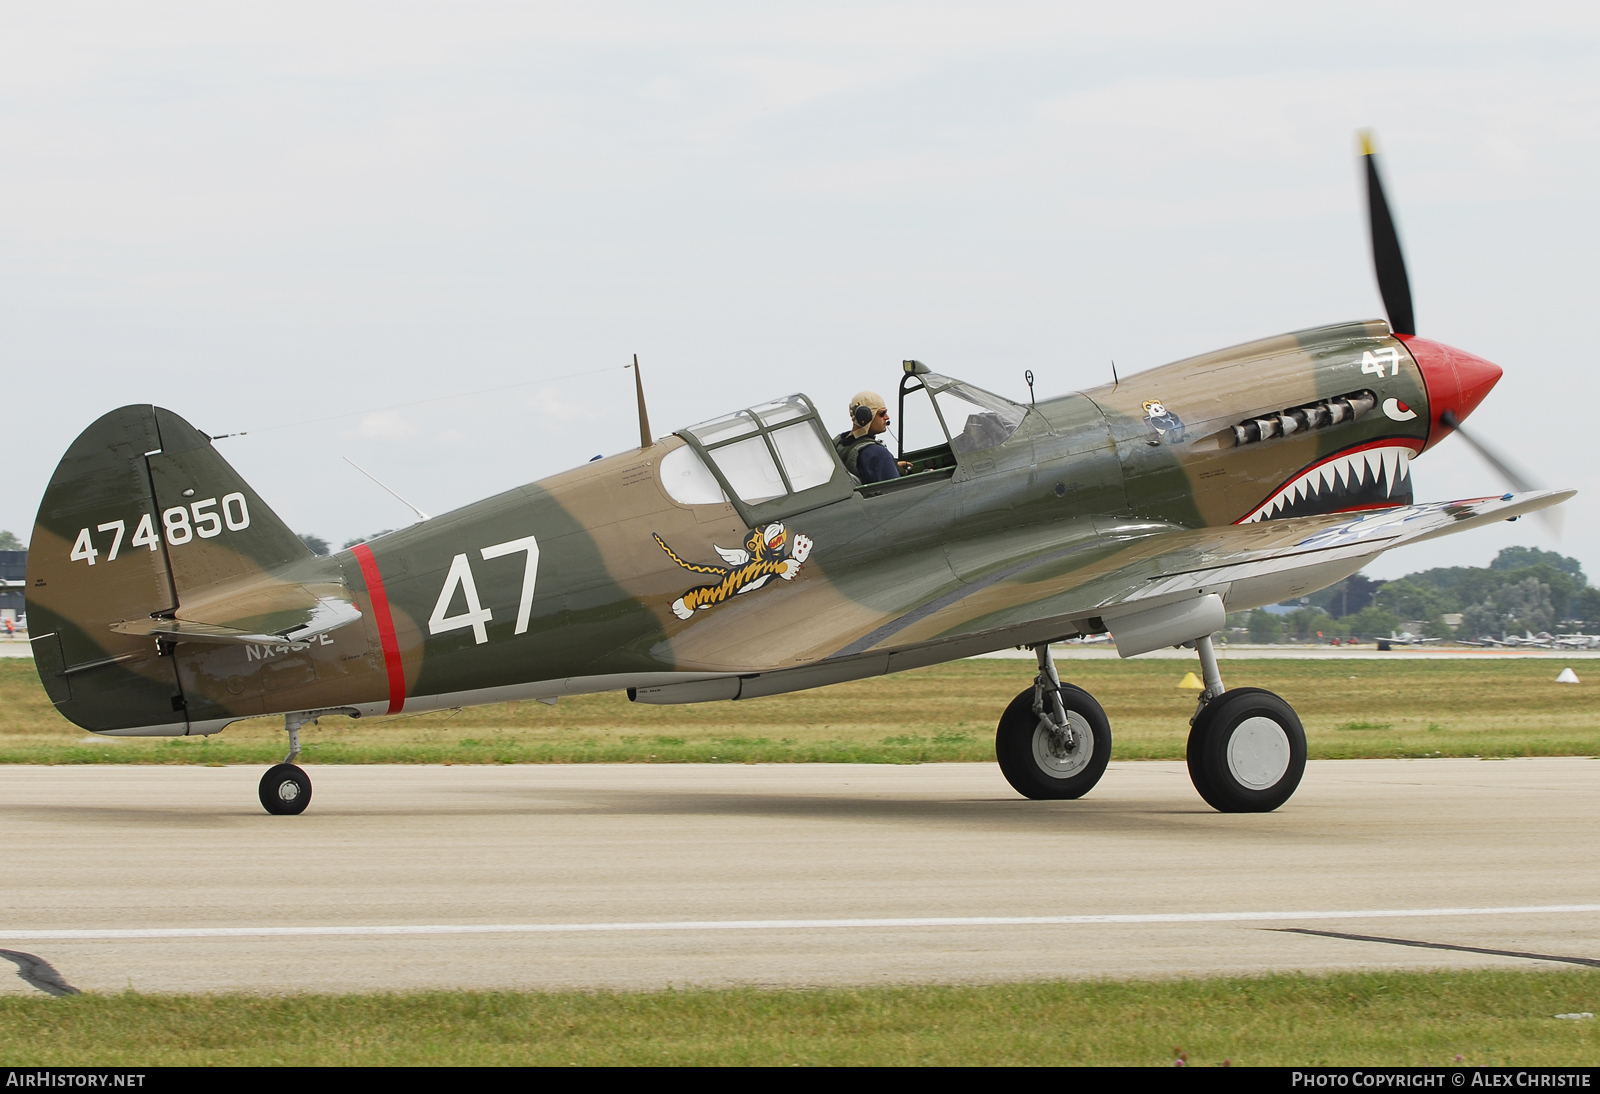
[1239,441,1418,523]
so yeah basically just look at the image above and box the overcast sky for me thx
[3,2,1596,581]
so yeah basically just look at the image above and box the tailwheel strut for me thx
[258,707,360,816]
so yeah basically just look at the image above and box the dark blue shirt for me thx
[835,431,900,484]
[856,440,899,483]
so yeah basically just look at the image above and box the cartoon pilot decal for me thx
[653,523,814,620]
[1143,399,1186,443]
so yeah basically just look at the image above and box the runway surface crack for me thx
[1275,928,1600,969]
[0,950,81,996]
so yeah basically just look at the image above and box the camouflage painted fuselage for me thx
[27,319,1478,735]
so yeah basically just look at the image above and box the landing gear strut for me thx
[1184,634,1306,812]
[257,707,359,816]
[995,642,1111,800]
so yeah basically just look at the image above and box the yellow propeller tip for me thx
[1359,130,1375,157]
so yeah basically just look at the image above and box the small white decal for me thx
[1382,398,1418,422]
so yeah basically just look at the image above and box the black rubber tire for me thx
[259,763,312,816]
[1186,687,1306,813]
[995,684,1112,800]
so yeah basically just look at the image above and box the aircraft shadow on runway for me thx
[1277,928,1600,969]
[0,949,80,996]
[2,788,1267,830]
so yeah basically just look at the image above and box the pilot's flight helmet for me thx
[850,390,887,427]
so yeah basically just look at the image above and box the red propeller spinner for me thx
[1397,335,1503,453]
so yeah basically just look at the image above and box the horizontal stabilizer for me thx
[111,585,362,646]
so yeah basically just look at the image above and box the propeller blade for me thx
[1439,410,1563,537]
[1361,131,1416,336]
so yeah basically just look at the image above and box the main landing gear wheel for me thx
[1186,687,1306,813]
[996,684,1112,800]
[259,764,312,816]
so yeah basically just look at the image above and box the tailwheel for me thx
[1186,687,1306,812]
[996,683,1112,800]
[259,764,312,816]
[255,708,354,815]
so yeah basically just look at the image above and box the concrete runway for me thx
[1,759,1598,996]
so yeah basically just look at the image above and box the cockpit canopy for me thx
[661,376,1029,521]
[663,394,855,522]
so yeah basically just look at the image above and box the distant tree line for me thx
[1228,547,1598,642]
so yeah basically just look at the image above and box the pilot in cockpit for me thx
[834,391,913,485]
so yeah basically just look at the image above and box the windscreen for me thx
[921,374,1027,455]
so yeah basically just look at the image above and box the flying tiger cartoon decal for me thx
[653,523,814,620]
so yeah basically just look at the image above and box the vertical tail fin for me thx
[27,406,314,733]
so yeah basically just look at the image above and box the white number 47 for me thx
[1361,348,1401,378]
[428,534,541,645]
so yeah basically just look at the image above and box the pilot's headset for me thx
[850,391,886,429]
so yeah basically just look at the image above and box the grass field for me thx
[4,663,1596,1067]
[2,657,1597,765]
[2,970,1596,1066]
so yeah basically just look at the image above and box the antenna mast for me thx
[632,353,653,450]
[343,457,430,522]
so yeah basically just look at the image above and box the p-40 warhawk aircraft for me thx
[27,140,1570,815]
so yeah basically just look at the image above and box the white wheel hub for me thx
[277,780,301,803]
[1032,711,1093,779]
[1226,716,1291,790]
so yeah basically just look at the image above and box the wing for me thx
[659,490,1571,684]
[853,489,1574,657]
[714,544,751,566]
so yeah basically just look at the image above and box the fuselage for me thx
[35,318,1503,736]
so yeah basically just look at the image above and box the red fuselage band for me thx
[352,543,406,715]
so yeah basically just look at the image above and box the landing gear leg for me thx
[1191,633,1226,722]
[995,643,1112,800]
[259,712,313,816]
[1185,633,1307,812]
[284,712,304,765]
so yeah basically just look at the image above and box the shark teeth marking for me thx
[1242,445,1416,523]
